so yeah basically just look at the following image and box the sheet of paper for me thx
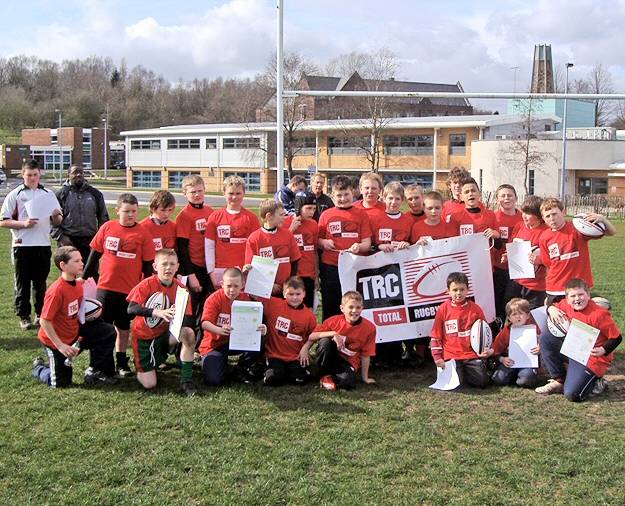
[429,359,460,390]
[169,286,190,342]
[229,300,263,352]
[78,278,98,324]
[244,255,279,299]
[530,306,548,336]
[508,325,539,368]
[24,191,58,220]
[176,274,188,286]
[560,318,600,366]
[506,240,535,279]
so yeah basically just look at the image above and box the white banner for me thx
[338,234,495,343]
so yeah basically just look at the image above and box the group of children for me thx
[29,167,622,402]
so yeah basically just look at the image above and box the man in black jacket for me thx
[54,165,109,262]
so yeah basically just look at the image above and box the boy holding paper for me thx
[536,278,621,401]
[126,249,196,395]
[484,298,540,388]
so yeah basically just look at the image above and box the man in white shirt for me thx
[0,159,63,330]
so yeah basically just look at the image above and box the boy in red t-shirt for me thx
[33,246,116,388]
[245,199,301,297]
[83,193,155,377]
[442,166,470,220]
[536,278,621,401]
[430,272,491,388]
[263,277,318,386]
[176,175,215,319]
[307,291,376,390]
[318,176,372,320]
[410,191,459,244]
[140,190,177,252]
[405,183,426,223]
[354,172,386,217]
[370,182,413,254]
[127,249,196,395]
[449,178,500,240]
[199,268,267,385]
[205,175,260,288]
[285,191,319,309]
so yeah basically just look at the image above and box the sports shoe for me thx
[320,375,337,391]
[20,318,33,330]
[116,365,135,378]
[32,356,44,369]
[32,316,41,328]
[180,381,197,397]
[591,377,608,396]
[84,367,117,386]
[535,379,564,395]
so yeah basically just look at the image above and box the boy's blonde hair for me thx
[341,291,363,305]
[405,183,423,194]
[359,171,383,190]
[284,276,305,291]
[540,197,564,214]
[182,174,204,191]
[382,181,405,199]
[223,267,243,280]
[423,190,443,203]
[505,297,530,316]
[259,199,283,220]
[223,175,246,192]
[446,166,469,187]
[565,278,590,293]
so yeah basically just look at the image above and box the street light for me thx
[560,62,574,200]
[102,117,108,180]
[54,108,63,183]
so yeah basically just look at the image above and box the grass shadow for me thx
[0,336,44,352]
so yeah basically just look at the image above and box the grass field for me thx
[1,212,624,505]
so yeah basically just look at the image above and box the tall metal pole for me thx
[276,0,284,191]
[103,104,109,179]
[560,63,574,199]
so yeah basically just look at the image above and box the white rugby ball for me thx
[411,258,464,298]
[546,313,569,338]
[531,245,545,276]
[470,319,493,355]
[84,298,103,322]
[144,292,170,329]
[572,214,605,238]
[592,296,612,311]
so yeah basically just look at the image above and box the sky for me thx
[1,0,624,113]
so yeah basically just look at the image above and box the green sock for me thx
[180,361,193,383]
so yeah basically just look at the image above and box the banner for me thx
[338,234,495,343]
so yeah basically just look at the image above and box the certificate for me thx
[560,318,600,366]
[169,286,190,342]
[244,255,279,299]
[506,240,534,279]
[429,359,460,391]
[24,191,58,220]
[229,301,263,352]
[508,325,538,368]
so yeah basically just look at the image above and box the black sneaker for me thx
[115,365,135,378]
[180,381,197,396]
[20,318,33,331]
[32,316,41,328]
[84,367,117,386]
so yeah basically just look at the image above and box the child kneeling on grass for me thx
[430,272,491,389]
[307,291,376,390]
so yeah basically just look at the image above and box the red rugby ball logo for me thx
[411,259,464,298]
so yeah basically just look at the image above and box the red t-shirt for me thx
[205,207,260,269]
[284,216,318,279]
[493,209,523,270]
[410,219,459,243]
[442,199,464,220]
[492,322,541,356]
[354,199,386,218]
[555,299,621,376]
[198,289,252,355]
[313,315,376,370]
[430,299,485,361]
[126,275,192,340]
[369,212,413,247]
[510,222,549,291]
[90,221,155,295]
[449,206,497,236]
[245,227,302,287]
[538,222,594,294]
[407,211,426,225]
[264,297,317,362]
[139,217,177,252]
[318,206,372,266]
[38,277,83,348]
[176,204,214,267]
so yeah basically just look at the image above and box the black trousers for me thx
[493,267,511,321]
[189,263,214,326]
[504,280,546,311]
[80,318,117,377]
[58,235,93,265]
[301,276,315,310]
[264,358,310,385]
[315,337,357,389]
[320,263,342,321]
[13,246,51,319]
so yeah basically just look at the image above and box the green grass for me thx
[1,219,625,505]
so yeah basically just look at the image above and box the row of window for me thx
[131,171,261,192]
[130,137,261,151]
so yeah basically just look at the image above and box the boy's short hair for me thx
[54,245,79,270]
[540,197,564,214]
[359,171,383,189]
[223,175,246,192]
[446,166,469,186]
[331,175,353,192]
[182,174,205,190]
[341,291,363,305]
[289,175,307,187]
[149,190,176,211]
[423,190,443,203]
[565,278,590,293]
[284,276,305,291]
[117,193,138,207]
[311,173,325,183]
[496,184,517,198]
[382,181,404,199]
[447,272,469,288]
[460,177,479,191]
[154,248,177,262]
[350,176,361,191]
[404,183,423,194]
[520,195,544,218]
[505,297,530,316]
[223,267,243,280]
[22,159,40,172]
[260,199,283,219]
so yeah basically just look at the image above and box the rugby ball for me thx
[592,296,612,311]
[572,214,605,238]
[531,245,545,276]
[470,319,493,355]
[546,313,570,338]
[144,292,170,329]
[411,258,464,298]
[84,298,103,322]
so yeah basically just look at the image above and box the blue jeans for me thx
[492,364,539,388]
[201,345,258,385]
[563,360,598,402]
[539,330,567,381]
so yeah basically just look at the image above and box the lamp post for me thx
[102,117,108,179]
[55,108,63,183]
[560,63,574,199]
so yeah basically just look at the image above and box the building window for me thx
[131,139,161,150]
[384,135,433,155]
[528,169,535,195]
[223,172,261,192]
[206,138,217,149]
[294,137,316,155]
[578,177,608,195]
[449,134,466,155]
[167,138,200,150]
[169,171,201,189]
[328,136,368,155]
[32,148,71,172]
[222,137,261,149]
[382,172,433,188]
[132,171,162,188]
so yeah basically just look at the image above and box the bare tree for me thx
[588,63,614,127]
